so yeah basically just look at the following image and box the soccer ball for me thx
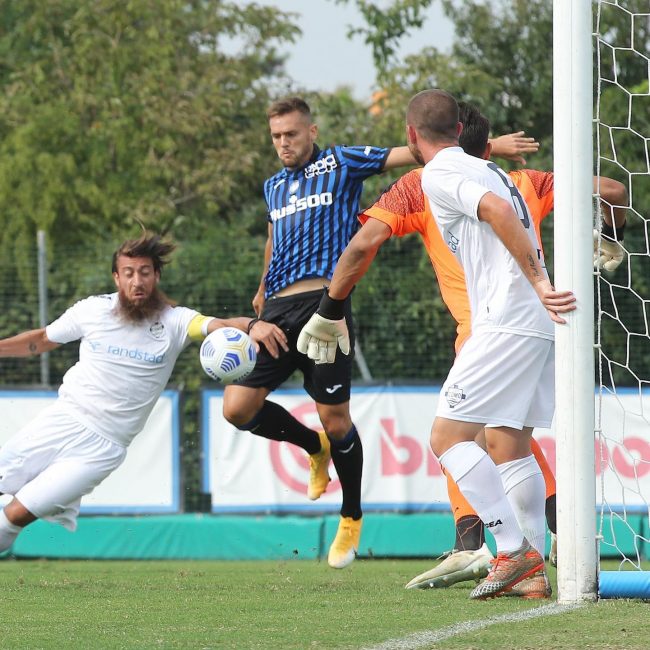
[199,327,257,384]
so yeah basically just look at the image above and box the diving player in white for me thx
[407,89,576,599]
[0,233,287,552]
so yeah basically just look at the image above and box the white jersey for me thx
[421,146,553,340]
[46,293,198,446]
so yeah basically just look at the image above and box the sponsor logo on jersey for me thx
[149,321,165,339]
[304,153,337,179]
[445,383,466,408]
[269,192,334,222]
[107,345,165,364]
[289,180,300,194]
[447,232,460,253]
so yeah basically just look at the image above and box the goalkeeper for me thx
[298,102,627,597]
[0,232,286,553]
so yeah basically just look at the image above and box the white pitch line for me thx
[363,602,583,650]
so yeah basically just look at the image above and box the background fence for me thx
[0,210,646,512]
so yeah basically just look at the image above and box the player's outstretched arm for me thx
[383,146,418,170]
[297,218,392,363]
[593,176,628,272]
[478,193,576,324]
[205,316,288,359]
[0,328,60,357]
[489,132,540,165]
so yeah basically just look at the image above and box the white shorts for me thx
[0,402,126,530]
[436,330,555,429]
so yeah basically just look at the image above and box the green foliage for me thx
[333,0,554,169]
[0,0,295,248]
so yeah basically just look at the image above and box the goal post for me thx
[555,0,650,603]
[553,0,598,604]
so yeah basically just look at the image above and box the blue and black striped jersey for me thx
[263,144,389,297]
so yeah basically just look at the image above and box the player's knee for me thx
[429,428,449,459]
[223,394,260,429]
[222,402,255,429]
[0,501,35,551]
[4,499,37,527]
[321,415,352,441]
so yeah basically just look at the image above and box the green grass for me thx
[2,558,649,649]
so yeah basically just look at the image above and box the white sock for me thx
[439,442,524,553]
[498,455,547,557]
[0,509,22,552]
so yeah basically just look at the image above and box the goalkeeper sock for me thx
[330,426,363,520]
[545,494,557,534]
[454,515,485,551]
[0,509,22,552]
[498,455,547,558]
[440,442,524,553]
[241,400,321,454]
[530,437,556,499]
[446,468,484,550]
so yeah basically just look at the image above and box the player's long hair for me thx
[111,233,176,276]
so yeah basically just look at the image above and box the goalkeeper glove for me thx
[296,290,350,364]
[593,222,625,272]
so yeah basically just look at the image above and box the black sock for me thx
[242,400,321,454]
[329,426,363,520]
[545,494,557,534]
[454,514,485,551]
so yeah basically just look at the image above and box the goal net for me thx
[593,0,650,599]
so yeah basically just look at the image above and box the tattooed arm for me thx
[0,328,60,357]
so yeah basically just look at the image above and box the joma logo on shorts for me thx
[304,154,337,178]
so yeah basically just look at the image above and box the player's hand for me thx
[248,320,288,359]
[489,131,539,165]
[533,279,576,325]
[297,313,350,364]
[593,229,625,272]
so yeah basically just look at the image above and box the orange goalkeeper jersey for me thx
[360,168,555,352]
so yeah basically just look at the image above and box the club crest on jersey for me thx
[304,153,337,179]
[149,321,165,339]
[445,384,467,408]
[289,180,300,194]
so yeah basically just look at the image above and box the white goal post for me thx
[554,0,650,603]
[553,0,598,604]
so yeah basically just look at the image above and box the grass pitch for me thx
[2,558,649,649]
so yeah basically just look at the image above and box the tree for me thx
[0,0,297,257]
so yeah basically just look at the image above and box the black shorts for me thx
[238,289,355,405]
